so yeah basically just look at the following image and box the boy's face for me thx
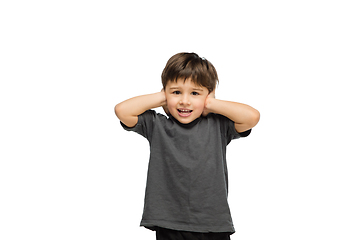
[164,79,209,124]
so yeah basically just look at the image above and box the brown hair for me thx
[161,52,218,93]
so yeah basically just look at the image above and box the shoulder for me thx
[121,110,169,136]
[205,113,251,138]
[139,109,167,121]
[204,112,230,124]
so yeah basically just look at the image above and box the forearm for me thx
[205,98,260,131]
[115,91,166,126]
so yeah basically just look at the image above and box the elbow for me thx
[114,102,125,120]
[250,109,260,127]
[254,109,260,123]
[114,102,138,127]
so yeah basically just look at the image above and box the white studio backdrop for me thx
[1,1,359,240]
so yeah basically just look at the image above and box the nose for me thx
[180,94,190,106]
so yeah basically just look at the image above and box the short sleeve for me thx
[120,110,157,140]
[216,113,251,144]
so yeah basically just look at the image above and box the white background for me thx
[1,1,359,239]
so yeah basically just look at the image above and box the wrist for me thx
[202,96,216,116]
[158,91,167,106]
[205,97,215,112]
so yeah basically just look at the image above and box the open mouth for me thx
[177,109,193,113]
[177,109,193,117]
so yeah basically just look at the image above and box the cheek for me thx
[193,99,206,111]
[166,97,176,107]
[166,97,178,111]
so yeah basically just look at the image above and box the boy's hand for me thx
[161,89,170,116]
[202,90,215,117]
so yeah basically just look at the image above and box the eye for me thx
[172,91,181,95]
[191,92,199,96]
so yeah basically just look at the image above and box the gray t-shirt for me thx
[121,110,251,233]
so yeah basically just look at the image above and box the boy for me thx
[115,52,260,240]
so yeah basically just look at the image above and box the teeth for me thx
[179,109,191,113]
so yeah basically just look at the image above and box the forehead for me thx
[166,79,207,91]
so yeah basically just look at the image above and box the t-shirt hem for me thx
[140,219,235,234]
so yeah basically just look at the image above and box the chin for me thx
[177,118,193,124]
[177,115,201,124]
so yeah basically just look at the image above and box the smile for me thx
[177,109,193,117]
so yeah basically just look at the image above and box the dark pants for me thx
[155,227,231,240]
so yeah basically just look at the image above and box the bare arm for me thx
[114,91,166,127]
[204,95,260,133]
